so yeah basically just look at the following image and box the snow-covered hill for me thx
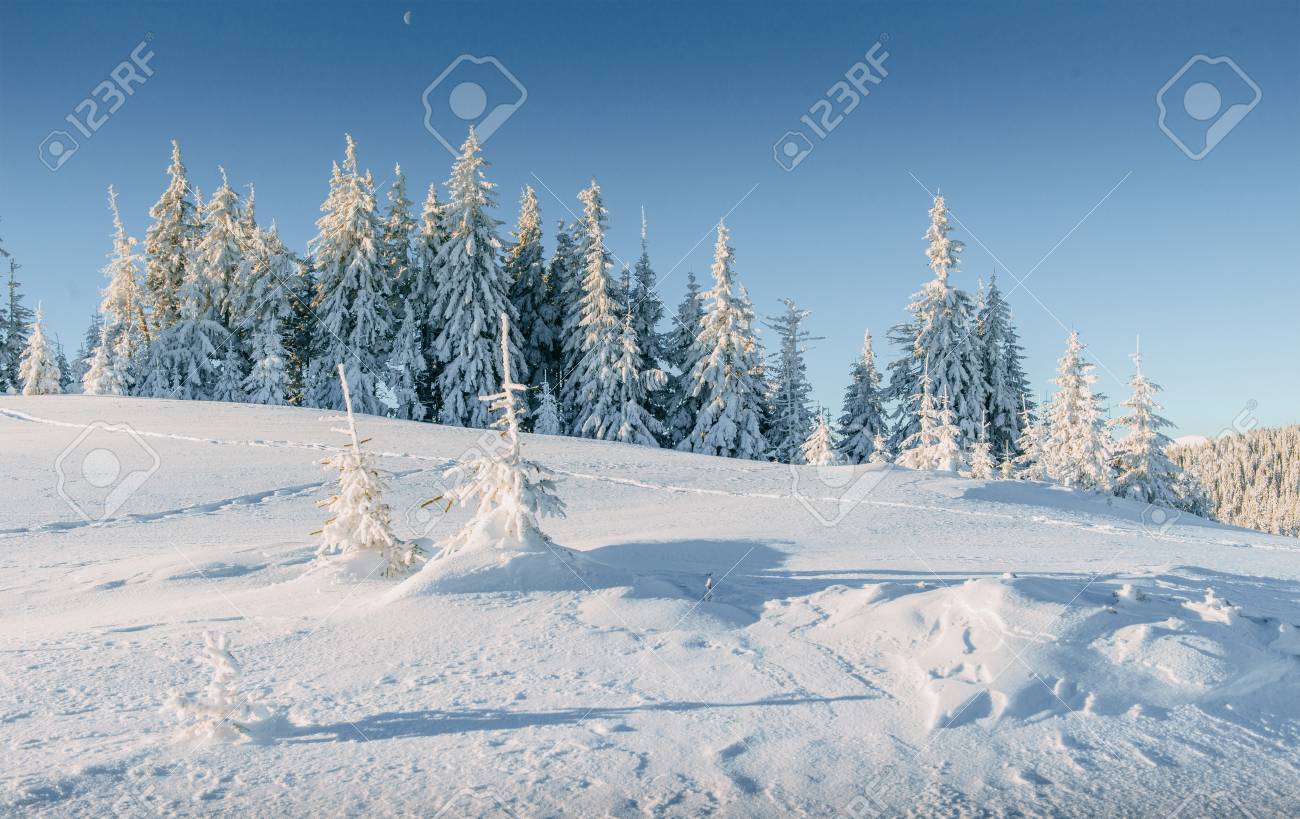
[3,396,1298,816]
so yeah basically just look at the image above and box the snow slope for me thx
[2,396,1298,817]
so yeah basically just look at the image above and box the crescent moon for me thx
[402,10,412,25]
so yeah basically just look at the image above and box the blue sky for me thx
[2,0,1297,435]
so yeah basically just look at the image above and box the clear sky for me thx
[2,0,1297,435]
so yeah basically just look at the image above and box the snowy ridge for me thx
[2,396,1299,816]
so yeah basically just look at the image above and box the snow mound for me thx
[386,531,623,598]
[789,572,1300,732]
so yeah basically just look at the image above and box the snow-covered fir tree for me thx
[801,412,838,466]
[385,300,427,420]
[409,182,448,412]
[162,632,273,743]
[316,364,417,576]
[19,304,61,395]
[1111,340,1182,506]
[551,219,584,412]
[143,140,199,331]
[835,329,887,464]
[436,312,566,552]
[284,257,317,406]
[307,136,394,414]
[211,341,246,403]
[967,429,995,479]
[506,186,559,386]
[428,129,521,427]
[869,432,892,465]
[630,209,669,430]
[887,194,983,450]
[71,313,103,387]
[764,299,819,464]
[664,270,705,446]
[897,371,964,472]
[54,338,74,392]
[1,258,33,391]
[1171,426,1299,537]
[976,274,1032,457]
[532,380,562,435]
[1014,398,1051,481]
[380,164,415,302]
[92,186,148,393]
[82,325,129,396]
[676,224,769,460]
[568,179,625,436]
[239,225,294,405]
[194,170,248,332]
[1042,331,1112,490]
[583,309,665,445]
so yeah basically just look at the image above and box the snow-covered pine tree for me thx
[801,411,838,466]
[585,308,666,445]
[72,313,102,386]
[897,371,940,471]
[552,219,584,412]
[1014,397,1051,481]
[886,194,983,449]
[931,391,965,472]
[676,224,769,460]
[195,170,248,332]
[976,274,1032,457]
[386,300,427,420]
[506,186,559,386]
[869,432,892,465]
[19,304,61,395]
[143,140,199,331]
[764,299,819,464]
[967,427,995,479]
[284,257,317,406]
[381,164,416,303]
[1042,331,1112,490]
[532,380,562,435]
[82,325,129,396]
[1111,340,1182,505]
[316,363,416,576]
[428,129,521,427]
[239,225,294,405]
[436,312,565,552]
[54,338,74,392]
[409,182,448,413]
[93,186,148,393]
[630,209,669,429]
[1,258,33,391]
[307,135,394,415]
[211,342,245,403]
[162,632,273,743]
[567,179,624,437]
[664,270,705,446]
[835,329,887,464]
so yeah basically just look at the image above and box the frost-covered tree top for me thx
[585,309,665,446]
[836,329,887,464]
[430,128,521,427]
[19,304,61,395]
[194,170,248,329]
[630,207,667,374]
[925,193,964,283]
[677,224,769,460]
[977,274,1032,457]
[144,140,199,330]
[381,163,415,296]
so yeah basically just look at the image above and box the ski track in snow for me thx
[2,406,1279,556]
